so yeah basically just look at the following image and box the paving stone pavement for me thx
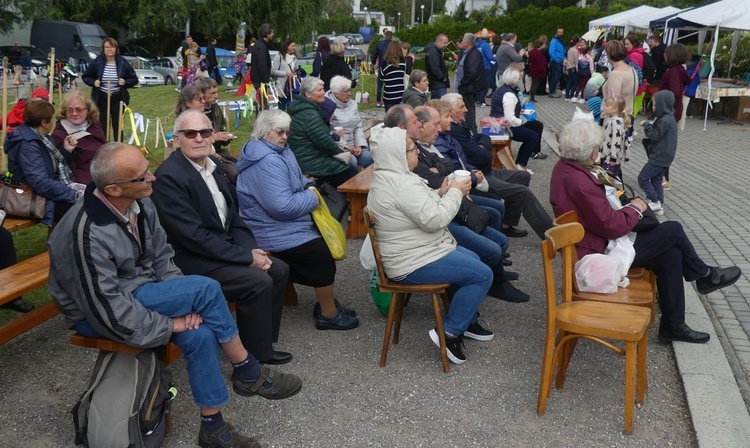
[528,94,750,407]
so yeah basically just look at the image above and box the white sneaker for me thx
[648,201,664,215]
[578,98,586,104]
[517,165,534,175]
[564,98,572,102]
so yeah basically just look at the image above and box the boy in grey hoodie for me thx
[638,90,676,215]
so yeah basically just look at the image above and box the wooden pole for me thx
[1,57,8,172]
[117,100,124,143]
[106,82,112,141]
[48,48,55,103]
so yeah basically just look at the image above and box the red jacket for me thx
[549,158,640,258]
[51,121,107,184]
[529,48,547,79]
[2,99,27,134]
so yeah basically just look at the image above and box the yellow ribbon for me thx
[122,106,140,147]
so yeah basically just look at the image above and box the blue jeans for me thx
[74,275,238,408]
[471,194,505,230]
[356,148,374,167]
[400,247,492,335]
[638,161,665,204]
[565,69,578,99]
[476,68,491,104]
[549,61,563,95]
[431,87,447,99]
[376,76,384,102]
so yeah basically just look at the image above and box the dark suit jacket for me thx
[458,46,484,94]
[414,142,454,189]
[151,150,258,276]
[449,121,492,173]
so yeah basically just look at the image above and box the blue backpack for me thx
[624,57,644,86]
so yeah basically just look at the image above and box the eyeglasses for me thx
[66,106,86,114]
[340,89,352,94]
[178,129,213,139]
[273,129,291,137]
[406,145,419,154]
[110,169,151,185]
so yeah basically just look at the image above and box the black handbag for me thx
[316,181,350,223]
[455,198,490,234]
[631,206,660,233]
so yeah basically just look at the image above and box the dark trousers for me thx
[461,92,478,133]
[548,62,563,95]
[209,65,223,85]
[96,91,124,141]
[565,69,578,99]
[510,120,543,166]
[476,68,491,103]
[317,165,359,188]
[203,258,289,361]
[486,169,553,239]
[530,77,543,101]
[0,227,19,301]
[632,221,709,327]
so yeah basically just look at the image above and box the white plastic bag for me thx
[359,234,376,270]
[575,254,630,294]
[605,235,635,276]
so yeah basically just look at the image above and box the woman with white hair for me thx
[236,109,359,331]
[287,76,359,186]
[325,75,372,167]
[320,42,354,92]
[490,65,547,173]
[367,127,493,364]
[550,118,740,344]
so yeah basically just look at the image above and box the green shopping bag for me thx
[370,270,392,316]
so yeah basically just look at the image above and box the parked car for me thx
[344,48,366,65]
[152,56,179,85]
[122,56,164,86]
[120,44,157,61]
[200,46,239,81]
[0,45,47,75]
[343,33,364,45]
[30,20,107,71]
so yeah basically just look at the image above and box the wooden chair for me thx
[551,210,656,324]
[539,223,650,434]
[363,207,453,373]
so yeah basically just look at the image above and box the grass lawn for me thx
[1,73,380,325]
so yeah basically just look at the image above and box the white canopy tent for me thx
[589,6,661,36]
[626,6,682,33]
[657,0,750,129]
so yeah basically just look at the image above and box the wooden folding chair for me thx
[363,207,453,373]
[538,223,650,434]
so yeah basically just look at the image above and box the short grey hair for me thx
[90,142,129,191]
[501,67,521,87]
[383,104,412,128]
[330,43,345,56]
[300,76,324,97]
[558,119,604,162]
[193,76,218,93]
[329,75,352,94]
[442,93,463,110]
[252,109,291,140]
[463,33,476,46]
[409,69,427,87]
[173,109,211,135]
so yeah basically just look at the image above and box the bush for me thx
[713,32,750,78]
[317,14,359,35]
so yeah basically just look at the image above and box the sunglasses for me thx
[110,169,151,185]
[178,128,213,139]
[66,107,86,114]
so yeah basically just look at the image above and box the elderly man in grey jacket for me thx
[495,33,525,85]
[48,142,302,448]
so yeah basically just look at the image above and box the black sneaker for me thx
[502,226,528,238]
[232,365,303,400]
[312,300,357,319]
[531,152,548,160]
[198,422,260,448]
[429,329,466,364]
[315,310,359,330]
[464,322,494,341]
[488,281,530,303]
[502,270,519,281]
[696,266,741,295]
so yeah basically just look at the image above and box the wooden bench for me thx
[337,165,373,239]
[491,138,517,170]
[0,252,58,345]
[2,217,40,233]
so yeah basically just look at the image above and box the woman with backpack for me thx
[574,45,594,103]
[563,36,580,101]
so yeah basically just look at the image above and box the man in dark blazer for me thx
[151,109,292,365]
[457,33,484,133]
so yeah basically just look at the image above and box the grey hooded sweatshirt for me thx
[643,89,677,168]
[366,127,463,280]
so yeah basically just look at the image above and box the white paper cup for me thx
[333,126,344,132]
[453,169,471,183]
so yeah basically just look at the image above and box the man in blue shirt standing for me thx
[548,28,565,98]
[475,29,495,108]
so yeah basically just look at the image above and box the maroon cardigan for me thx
[660,65,692,121]
[549,158,641,258]
[51,121,107,184]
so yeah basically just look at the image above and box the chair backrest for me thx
[552,209,579,226]
[542,223,586,312]
[363,206,391,288]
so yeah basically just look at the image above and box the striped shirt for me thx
[100,62,120,94]
[379,62,406,103]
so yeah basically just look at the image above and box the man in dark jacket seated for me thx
[48,142,302,447]
[151,109,292,366]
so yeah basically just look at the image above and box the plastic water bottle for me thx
[362,91,369,103]
[354,91,362,103]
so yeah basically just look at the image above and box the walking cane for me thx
[1,57,8,172]
[106,82,112,141]
[117,100,124,143]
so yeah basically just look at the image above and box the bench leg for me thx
[284,282,298,306]
[0,302,59,345]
